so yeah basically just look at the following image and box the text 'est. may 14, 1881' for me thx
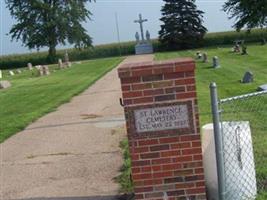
[134,104,190,133]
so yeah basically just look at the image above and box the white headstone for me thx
[0,80,11,89]
[9,70,15,76]
[67,62,72,68]
[28,63,33,70]
[58,59,64,69]
[0,70,2,79]
[43,65,50,75]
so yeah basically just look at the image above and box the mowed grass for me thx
[156,44,267,198]
[0,57,123,143]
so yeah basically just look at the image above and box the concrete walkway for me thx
[1,55,154,200]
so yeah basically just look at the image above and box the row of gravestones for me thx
[196,51,267,91]
[0,51,74,90]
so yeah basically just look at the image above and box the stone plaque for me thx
[134,104,189,133]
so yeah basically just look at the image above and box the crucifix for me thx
[134,14,148,42]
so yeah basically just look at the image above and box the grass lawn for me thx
[156,44,267,199]
[0,57,123,143]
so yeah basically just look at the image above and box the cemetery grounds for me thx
[156,44,267,199]
[0,44,267,199]
[0,57,123,143]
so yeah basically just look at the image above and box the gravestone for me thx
[58,59,64,69]
[203,52,208,63]
[257,84,267,91]
[233,44,241,53]
[38,67,44,76]
[16,69,22,74]
[43,65,50,75]
[196,51,202,59]
[64,51,69,63]
[0,80,11,89]
[134,14,153,55]
[118,58,207,200]
[242,71,253,83]
[35,65,41,70]
[213,56,220,68]
[0,70,2,79]
[67,62,72,68]
[9,70,15,76]
[28,63,33,70]
[241,45,248,55]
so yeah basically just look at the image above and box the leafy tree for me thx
[159,0,207,50]
[5,0,94,62]
[223,0,267,31]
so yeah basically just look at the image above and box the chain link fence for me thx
[211,83,267,200]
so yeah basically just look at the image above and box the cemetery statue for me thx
[134,13,153,55]
[146,30,151,41]
[213,56,220,68]
[135,32,140,43]
[242,71,253,83]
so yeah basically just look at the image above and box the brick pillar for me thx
[118,58,207,200]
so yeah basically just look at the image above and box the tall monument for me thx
[134,14,154,55]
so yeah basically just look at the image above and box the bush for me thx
[1,29,266,69]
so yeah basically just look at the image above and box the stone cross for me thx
[134,14,148,42]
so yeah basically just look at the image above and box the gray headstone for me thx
[196,52,202,59]
[66,62,72,68]
[242,71,253,83]
[16,69,22,74]
[213,56,220,68]
[0,70,2,79]
[9,70,15,76]
[43,65,50,76]
[28,63,33,70]
[257,84,267,91]
[0,80,11,89]
[203,53,208,63]
[38,67,44,76]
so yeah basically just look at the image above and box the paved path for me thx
[1,55,154,200]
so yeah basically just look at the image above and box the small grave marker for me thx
[242,71,253,83]
[9,70,15,76]
[0,80,11,89]
[213,56,220,68]
[16,69,22,74]
[0,70,2,79]
[28,63,33,70]
[203,52,208,63]
[257,84,267,91]
[58,59,64,69]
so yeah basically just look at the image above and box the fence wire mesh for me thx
[219,91,267,200]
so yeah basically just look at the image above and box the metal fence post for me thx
[210,82,226,200]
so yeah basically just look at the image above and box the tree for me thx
[159,0,207,50]
[5,0,94,62]
[223,0,267,31]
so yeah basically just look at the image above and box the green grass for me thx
[156,44,267,199]
[115,139,134,193]
[0,57,123,143]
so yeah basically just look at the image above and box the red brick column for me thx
[118,58,206,200]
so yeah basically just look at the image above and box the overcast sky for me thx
[0,0,234,56]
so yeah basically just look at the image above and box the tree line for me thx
[5,0,267,61]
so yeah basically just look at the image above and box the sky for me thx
[0,0,234,56]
